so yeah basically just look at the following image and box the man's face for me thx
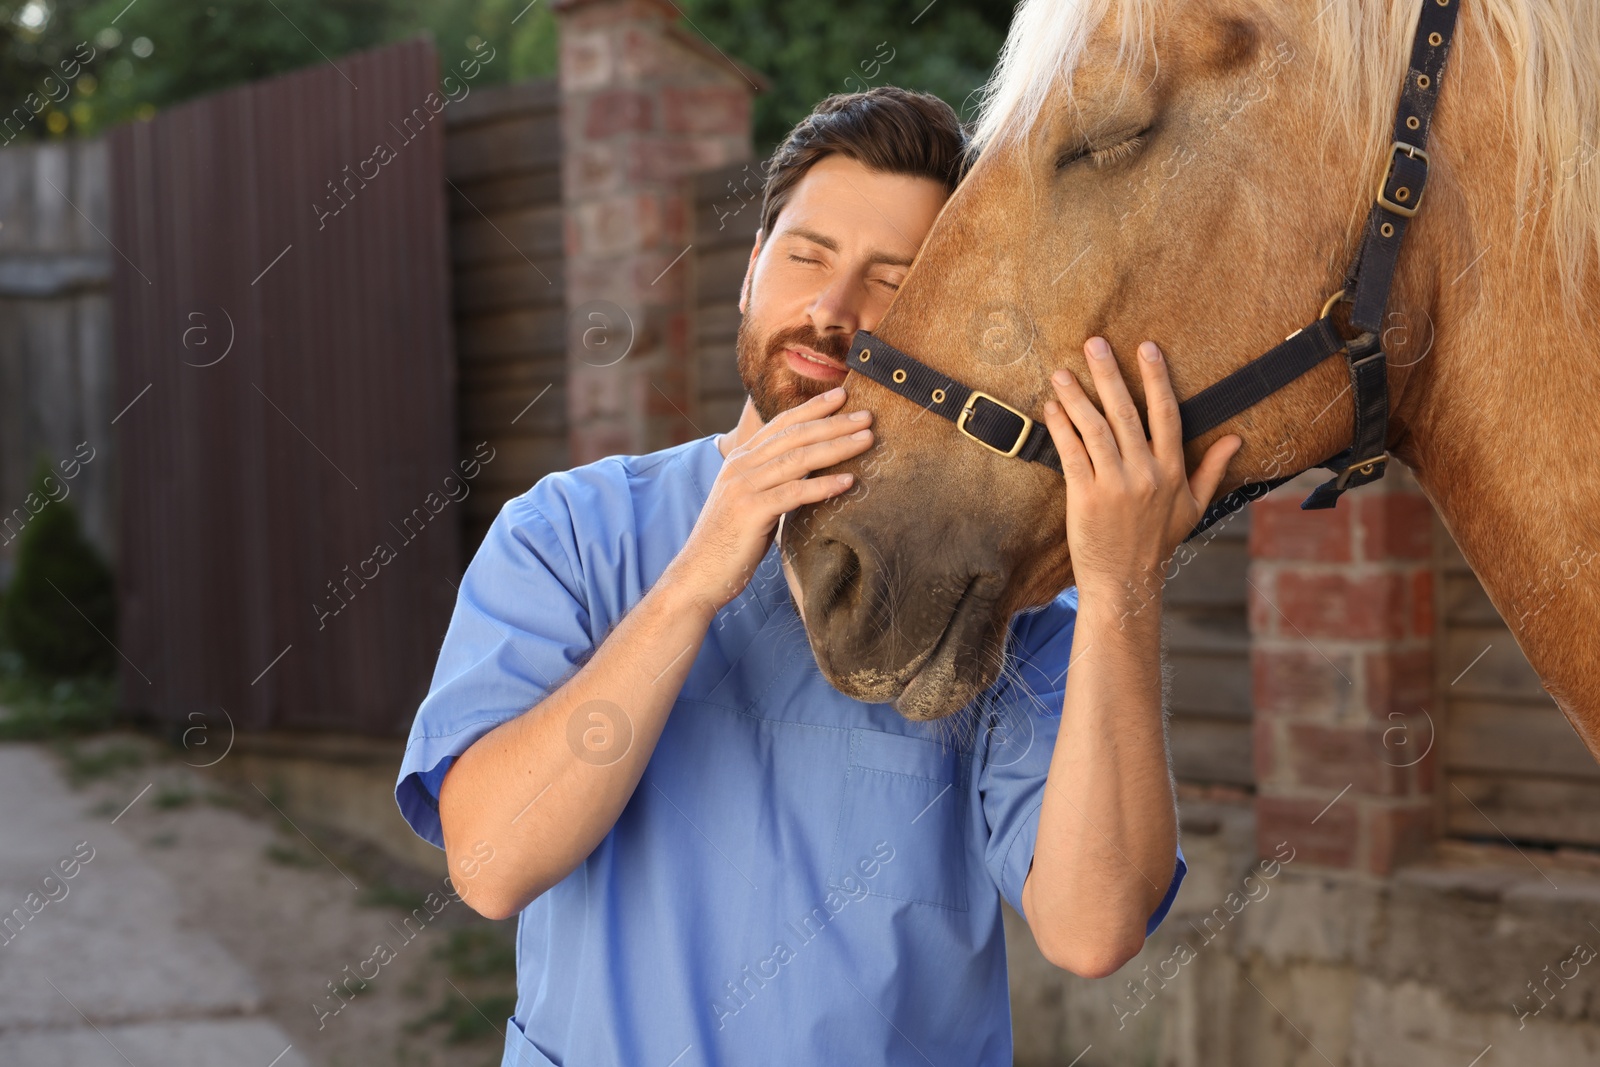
[737,154,950,421]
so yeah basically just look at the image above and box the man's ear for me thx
[738,230,762,315]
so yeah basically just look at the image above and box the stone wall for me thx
[554,0,761,464]
[1250,467,1438,875]
[1010,795,1600,1066]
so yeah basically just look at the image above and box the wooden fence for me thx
[1437,519,1598,844]
[109,37,458,736]
[0,136,115,577]
[442,78,566,560]
[691,160,763,434]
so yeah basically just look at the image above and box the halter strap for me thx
[844,0,1462,541]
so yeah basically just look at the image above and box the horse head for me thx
[781,0,1477,720]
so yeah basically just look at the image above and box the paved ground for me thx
[0,743,308,1067]
[0,737,512,1067]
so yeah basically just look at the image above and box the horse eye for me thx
[1055,128,1152,171]
[1088,134,1147,167]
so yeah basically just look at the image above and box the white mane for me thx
[970,0,1600,296]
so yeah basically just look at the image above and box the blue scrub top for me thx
[396,434,1184,1067]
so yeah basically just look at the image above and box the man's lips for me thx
[777,347,844,379]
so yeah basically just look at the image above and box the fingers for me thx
[744,386,852,454]
[733,387,875,490]
[747,412,874,490]
[756,467,859,515]
[1188,434,1243,510]
[1048,365,1121,474]
[1136,342,1184,470]
[1040,394,1094,485]
[749,405,872,458]
[1082,337,1152,461]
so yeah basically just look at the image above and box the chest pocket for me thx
[829,728,969,912]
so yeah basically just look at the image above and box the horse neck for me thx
[1393,11,1600,736]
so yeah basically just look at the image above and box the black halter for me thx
[846,0,1460,540]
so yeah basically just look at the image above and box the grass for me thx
[408,988,517,1044]
[264,842,319,868]
[437,928,516,980]
[406,927,518,1045]
[203,790,245,810]
[0,654,119,741]
[153,783,195,809]
[359,883,429,912]
[53,738,146,785]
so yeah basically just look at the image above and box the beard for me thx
[735,315,852,423]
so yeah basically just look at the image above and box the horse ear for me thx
[739,231,763,314]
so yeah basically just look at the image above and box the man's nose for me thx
[807,278,863,338]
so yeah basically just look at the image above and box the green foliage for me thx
[436,926,517,979]
[416,988,517,1044]
[0,661,117,739]
[52,736,145,784]
[678,0,1014,152]
[64,0,560,134]
[0,0,109,142]
[154,782,195,809]
[398,0,559,90]
[407,926,517,1046]
[31,0,1002,151]
[265,841,319,867]
[69,0,398,130]
[1,462,115,679]
[359,881,429,911]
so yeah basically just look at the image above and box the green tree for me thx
[397,0,559,91]
[1,462,116,678]
[65,0,561,134]
[678,0,1014,152]
[0,0,109,144]
[69,0,399,131]
[51,0,1008,149]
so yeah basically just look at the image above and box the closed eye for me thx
[1088,134,1145,167]
[1056,129,1151,171]
[788,254,821,266]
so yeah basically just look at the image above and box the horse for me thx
[779,0,1600,748]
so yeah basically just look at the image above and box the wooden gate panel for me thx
[110,38,457,736]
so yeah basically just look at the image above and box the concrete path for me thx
[0,744,311,1067]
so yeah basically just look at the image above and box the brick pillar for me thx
[554,0,759,463]
[1249,468,1439,875]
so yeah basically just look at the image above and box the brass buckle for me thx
[957,390,1033,458]
[1284,289,1347,342]
[1376,142,1428,218]
[1334,451,1389,489]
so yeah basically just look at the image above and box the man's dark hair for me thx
[759,87,970,238]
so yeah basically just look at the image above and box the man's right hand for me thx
[667,386,874,617]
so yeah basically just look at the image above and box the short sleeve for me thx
[976,588,1186,937]
[394,492,594,849]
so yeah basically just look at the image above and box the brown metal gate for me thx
[109,37,458,736]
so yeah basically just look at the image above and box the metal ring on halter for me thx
[1320,289,1349,320]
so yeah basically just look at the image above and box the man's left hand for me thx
[1039,336,1242,604]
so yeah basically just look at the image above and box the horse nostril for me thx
[818,537,862,619]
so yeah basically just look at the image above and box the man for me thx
[395,87,1239,1066]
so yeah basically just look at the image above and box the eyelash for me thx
[1058,131,1149,171]
[787,254,900,290]
[1088,134,1146,168]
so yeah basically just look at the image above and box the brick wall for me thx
[554,0,761,463]
[1249,468,1439,873]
